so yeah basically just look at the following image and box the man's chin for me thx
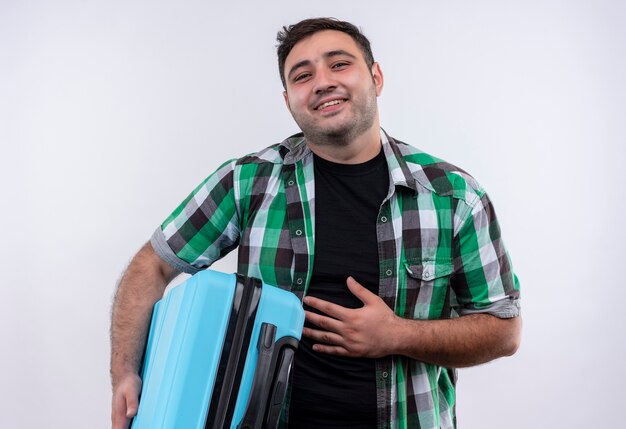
[304,126,354,146]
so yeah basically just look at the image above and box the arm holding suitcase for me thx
[110,242,180,429]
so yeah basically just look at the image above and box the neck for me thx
[305,122,382,164]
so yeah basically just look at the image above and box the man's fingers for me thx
[303,295,347,320]
[310,343,351,356]
[303,277,378,319]
[126,393,139,418]
[111,392,131,429]
[303,327,352,356]
[304,310,343,332]
[112,374,141,429]
[346,276,377,305]
[302,326,344,346]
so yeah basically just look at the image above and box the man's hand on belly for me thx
[302,276,400,358]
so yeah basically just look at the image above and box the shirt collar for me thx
[278,128,421,194]
[279,132,309,165]
[379,128,420,193]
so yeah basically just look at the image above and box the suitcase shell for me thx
[131,270,305,429]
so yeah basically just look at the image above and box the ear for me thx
[371,62,384,96]
[283,90,291,111]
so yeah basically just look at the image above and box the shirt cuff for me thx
[150,227,203,275]
[457,297,521,319]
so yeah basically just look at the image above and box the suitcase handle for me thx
[239,323,277,429]
[263,342,296,428]
[239,324,299,429]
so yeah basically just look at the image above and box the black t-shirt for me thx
[289,148,389,428]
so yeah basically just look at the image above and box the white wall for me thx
[1,0,624,427]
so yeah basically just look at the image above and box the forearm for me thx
[110,242,177,386]
[391,313,522,368]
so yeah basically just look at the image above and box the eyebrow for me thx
[287,49,358,81]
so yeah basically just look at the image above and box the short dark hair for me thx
[276,17,375,88]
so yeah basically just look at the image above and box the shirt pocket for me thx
[402,259,454,320]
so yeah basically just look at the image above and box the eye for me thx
[293,72,312,83]
[331,61,350,70]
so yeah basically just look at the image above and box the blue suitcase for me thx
[131,270,305,429]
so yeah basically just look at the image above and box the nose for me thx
[313,67,337,95]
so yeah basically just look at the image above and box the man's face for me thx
[282,30,383,145]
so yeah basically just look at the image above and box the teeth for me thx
[317,99,345,110]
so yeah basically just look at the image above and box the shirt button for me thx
[382,371,388,378]
[380,216,387,222]
[288,180,295,186]
[385,269,393,276]
[423,271,432,279]
[295,229,303,236]
[296,278,303,285]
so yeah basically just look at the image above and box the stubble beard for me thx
[290,85,378,147]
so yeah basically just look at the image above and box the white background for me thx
[1,0,624,427]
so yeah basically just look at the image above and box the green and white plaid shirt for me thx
[151,129,521,429]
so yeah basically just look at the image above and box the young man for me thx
[111,18,521,429]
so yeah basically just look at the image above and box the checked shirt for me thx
[151,129,521,429]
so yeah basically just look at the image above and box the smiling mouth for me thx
[315,99,347,110]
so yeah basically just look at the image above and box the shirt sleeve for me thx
[451,192,521,318]
[151,159,241,274]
